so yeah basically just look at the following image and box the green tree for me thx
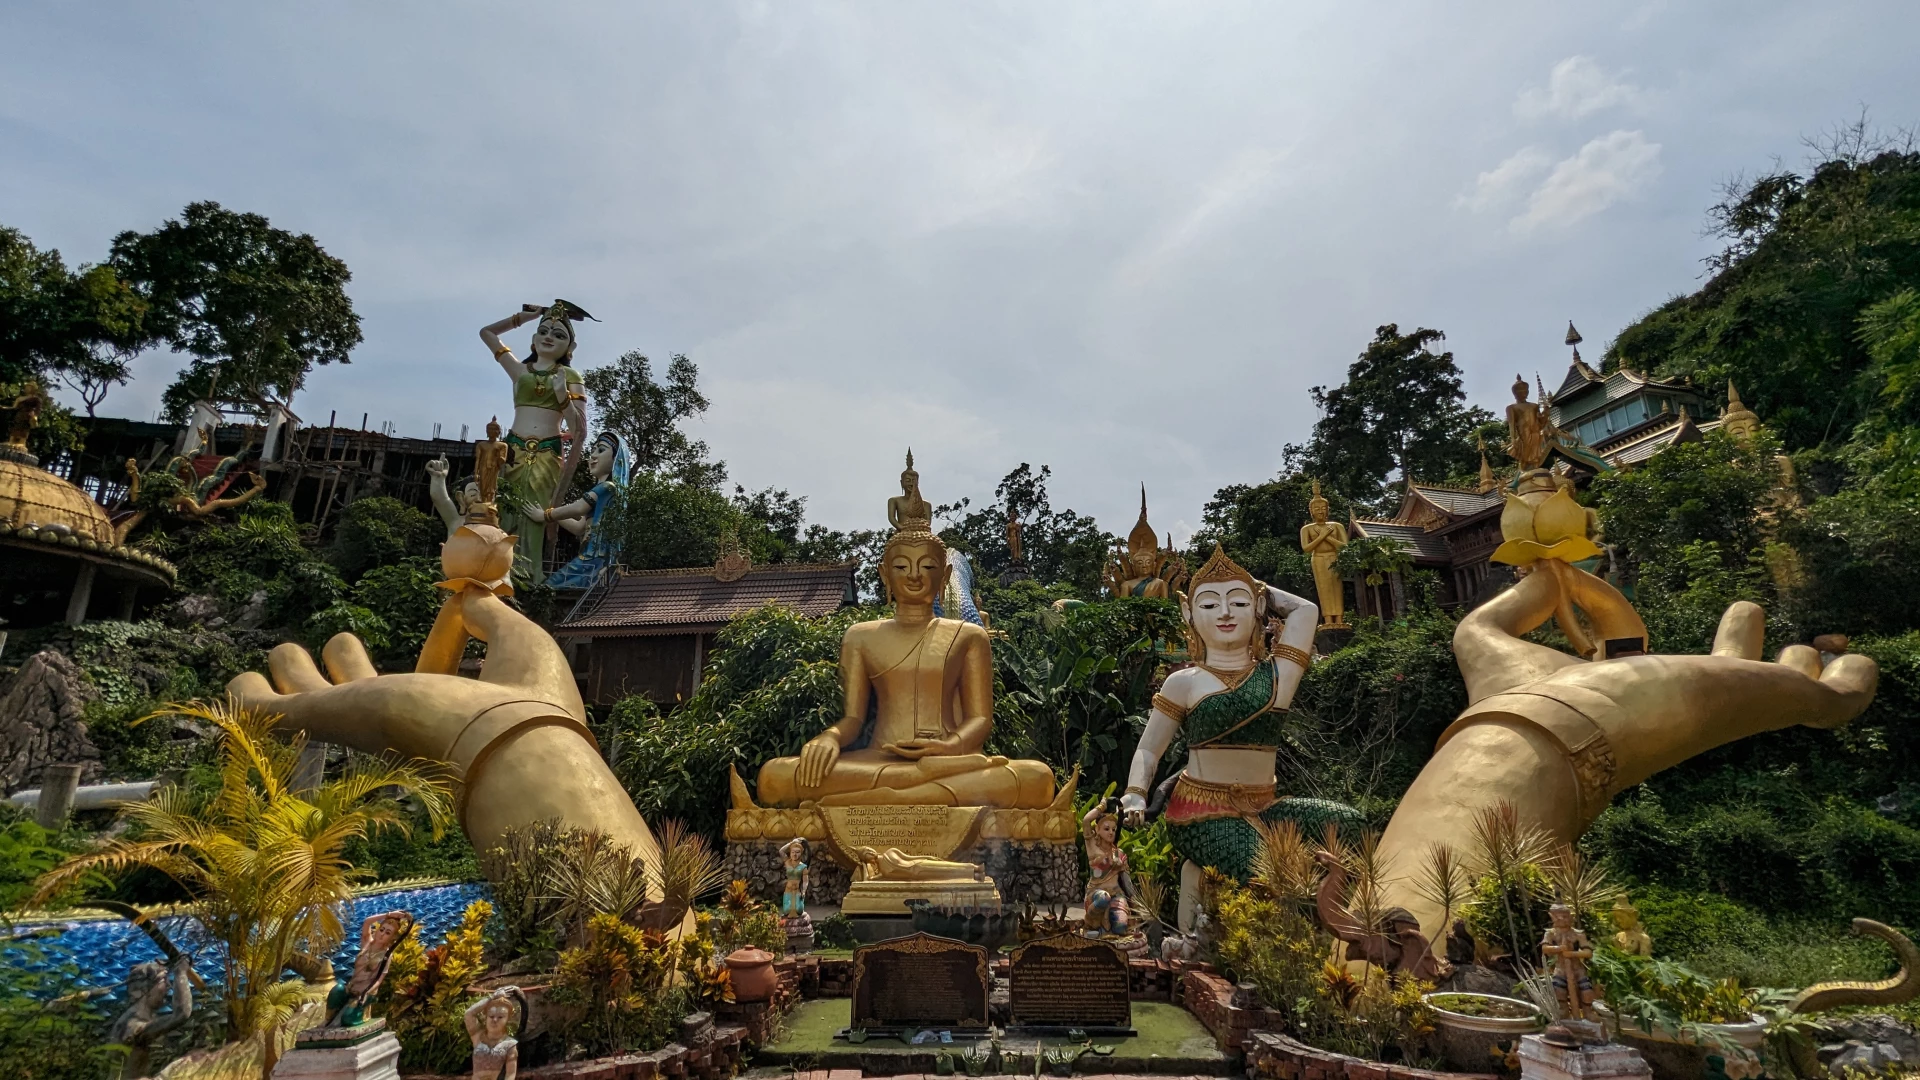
[109,202,361,420]
[581,350,725,489]
[937,463,1114,594]
[32,699,451,1044]
[329,496,437,580]
[0,227,150,404]
[1287,324,1492,510]
[1609,131,1920,450]
[608,471,740,571]
[1191,475,1356,595]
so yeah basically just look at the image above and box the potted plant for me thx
[1589,953,1766,1079]
[1423,991,1549,1072]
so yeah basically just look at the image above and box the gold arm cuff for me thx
[567,391,586,401]
[1272,642,1311,669]
[1152,692,1188,722]
[1124,785,1149,798]
[492,343,512,358]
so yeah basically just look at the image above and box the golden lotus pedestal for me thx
[840,877,1003,916]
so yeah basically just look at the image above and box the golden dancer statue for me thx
[754,464,1056,809]
[223,424,668,897]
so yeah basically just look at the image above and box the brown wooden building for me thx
[1348,481,1507,618]
[555,557,858,706]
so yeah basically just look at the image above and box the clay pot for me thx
[725,947,778,1003]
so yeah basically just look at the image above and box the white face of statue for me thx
[1187,579,1258,657]
[485,1002,511,1040]
[589,439,616,481]
[531,319,572,365]
[885,540,948,606]
[461,481,482,508]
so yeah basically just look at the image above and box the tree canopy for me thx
[937,462,1113,595]
[0,226,149,419]
[582,349,725,489]
[1286,323,1492,510]
[109,201,361,420]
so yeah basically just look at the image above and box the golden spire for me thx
[1127,484,1158,555]
[1477,433,1496,493]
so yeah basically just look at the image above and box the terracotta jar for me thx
[725,947,778,1003]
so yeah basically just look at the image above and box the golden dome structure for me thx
[1,386,174,625]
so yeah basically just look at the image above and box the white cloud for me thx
[1510,130,1663,232]
[1514,56,1646,121]
[1457,146,1553,213]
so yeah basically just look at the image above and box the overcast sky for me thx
[7,2,1917,540]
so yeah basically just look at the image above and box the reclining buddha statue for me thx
[754,459,1054,809]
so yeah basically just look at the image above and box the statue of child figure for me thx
[464,986,523,1080]
[780,838,810,918]
[1082,798,1136,937]
[1540,903,1597,1020]
[325,910,413,1028]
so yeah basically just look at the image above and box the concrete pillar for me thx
[292,741,328,794]
[35,764,83,830]
[64,563,97,625]
[118,582,139,622]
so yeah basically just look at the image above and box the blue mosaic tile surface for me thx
[4,881,491,1001]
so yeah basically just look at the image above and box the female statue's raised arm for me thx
[480,305,543,379]
[1121,707,1178,827]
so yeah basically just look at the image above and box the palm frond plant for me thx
[1543,843,1620,927]
[31,697,452,1044]
[1409,843,1471,941]
[1463,800,1555,964]
[651,818,726,927]
[1251,818,1323,908]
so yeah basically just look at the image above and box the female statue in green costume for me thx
[1120,544,1360,930]
[478,301,594,587]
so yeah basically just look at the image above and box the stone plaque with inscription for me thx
[821,804,987,863]
[849,933,990,1030]
[1008,933,1132,1031]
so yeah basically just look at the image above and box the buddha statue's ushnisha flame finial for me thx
[1127,484,1158,557]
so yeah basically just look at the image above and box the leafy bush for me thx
[614,604,872,838]
[329,495,436,580]
[348,557,443,669]
[0,934,120,1080]
[549,914,687,1057]
[382,899,493,1074]
[1588,951,1758,1033]
[706,879,785,956]
[0,821,88,909]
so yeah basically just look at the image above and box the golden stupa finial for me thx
[1477,434,1497,493]
[1565,321,1583,347]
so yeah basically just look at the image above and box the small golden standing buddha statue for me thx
[754,461,1055,809]
[1299,480,1349,628]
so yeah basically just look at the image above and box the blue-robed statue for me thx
[546,430,629,589]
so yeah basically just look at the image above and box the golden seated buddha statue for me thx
[755,468,1055,810]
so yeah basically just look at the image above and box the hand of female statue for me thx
[880,736,959,760]
[1120,792,1147,829]
[797,735,841,791]
[224,586,586,772]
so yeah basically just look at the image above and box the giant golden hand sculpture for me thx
[1378,557,1878,941]
[225,466,663,888]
